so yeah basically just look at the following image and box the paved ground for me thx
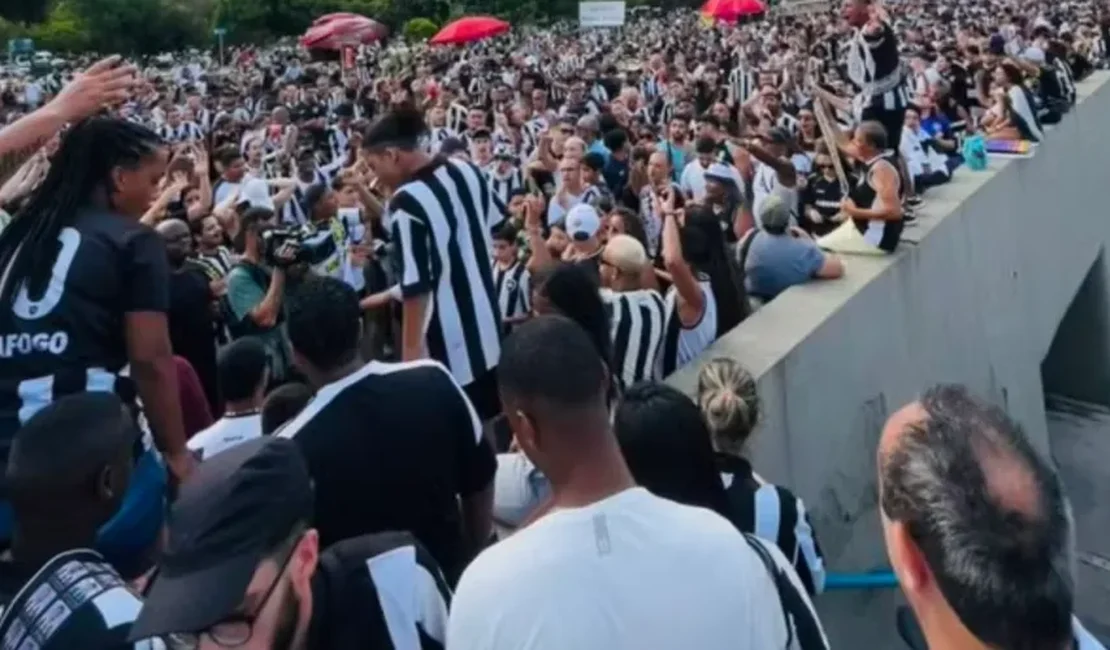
[1046,396,1110,643]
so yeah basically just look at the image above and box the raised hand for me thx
[51,56,137,122]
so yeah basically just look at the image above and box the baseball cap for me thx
[765,127,793,145]
[237,177,275,212]
[604,234,648,274]
[581,151,606,172]
[565,203,601,241]
[439,137,468,156]
[302,182,329,216]
[128,437,314,640]
[704,162,737,187]
[758,194,792,232]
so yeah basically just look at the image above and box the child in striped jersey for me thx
[487,145,525,210]
[491,223,531,336]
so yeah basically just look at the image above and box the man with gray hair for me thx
[878,385,1105,650]
[738,195,843,303]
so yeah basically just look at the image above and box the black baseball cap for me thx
[765,127,793,145]
[128,437,313,640]
[439,137,468,156]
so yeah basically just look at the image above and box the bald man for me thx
[157,218,220,413]
[878,385,1104,650]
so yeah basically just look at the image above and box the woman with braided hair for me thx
[0,117,195,574]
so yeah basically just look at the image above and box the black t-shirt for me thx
[167,263,218,412]
[292,101,329,122]
[0,209,169,445]
[307,532,451,649]
[802,174,845,238]
[277,359,496,584]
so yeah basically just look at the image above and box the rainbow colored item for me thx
[985,139,1035,156]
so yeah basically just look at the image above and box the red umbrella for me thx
[701,0,766,22]
[312,12,362,26]
[300,16,387,50]
[429,16,510,45]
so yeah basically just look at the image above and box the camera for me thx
[261,225,313,268]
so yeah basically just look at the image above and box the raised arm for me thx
[0,56,136,186]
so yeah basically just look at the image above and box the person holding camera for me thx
[226,207,297,388]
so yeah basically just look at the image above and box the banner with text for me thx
[579,1,626,27]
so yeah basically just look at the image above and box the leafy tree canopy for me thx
[1,0,694,55]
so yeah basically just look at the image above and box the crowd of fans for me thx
[0,0,1106,647]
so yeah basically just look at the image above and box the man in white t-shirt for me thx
[448,316,795,650]
[188,338,268,461]
[680,137,719,202]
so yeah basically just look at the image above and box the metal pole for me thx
[218,32,225,66]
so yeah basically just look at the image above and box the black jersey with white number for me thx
[0,209,170,449]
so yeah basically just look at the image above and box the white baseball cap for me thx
[237,177,275,212]
[565,203,601,242]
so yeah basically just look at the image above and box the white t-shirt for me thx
[187,414,262,460]
[447,487,792,650]
[680,159,711,202]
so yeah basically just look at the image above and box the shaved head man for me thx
[878,385,1102,650]
[156,218,193,268]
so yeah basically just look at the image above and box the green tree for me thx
[402,16,437,41]
[0,0,50,24]
[66,0,209,53]
[29,2,89,52]
[0,18,28,45]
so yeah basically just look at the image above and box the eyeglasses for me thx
[171,536,302,649]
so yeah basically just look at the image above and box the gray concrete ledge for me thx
[665,71,1110,646]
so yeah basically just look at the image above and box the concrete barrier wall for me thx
[666,72,1110,646]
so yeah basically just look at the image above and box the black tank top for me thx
[850,153,904,253]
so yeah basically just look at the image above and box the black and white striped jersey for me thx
[487,167,524,209]
[282,172,326,226]
[1053,57,1077,106]
[425,126,459,154]
[446,103,470,134]
[774,112,800,135]
[388,158,504,386]
[718,454,826,597]
[304,531,452,650]
[326,125,352,164]
[641,76,664,103]
[492,261,530,335]
[729,66,758,107]
[190,107,212,133]
[194,246,235,281]
[603,288,666,386]
[589,82,610,106]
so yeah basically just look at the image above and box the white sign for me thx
[579,1,626,27]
